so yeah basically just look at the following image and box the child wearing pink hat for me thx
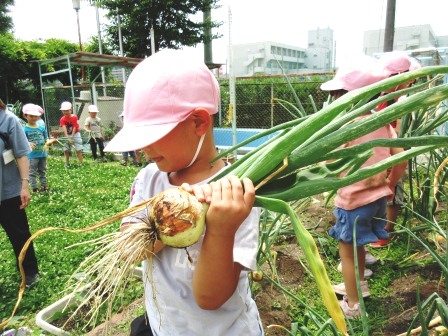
[370,52,421,248]
[321,61,407,318]
[105,49,263,335]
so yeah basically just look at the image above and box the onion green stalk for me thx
[208,65,448,333]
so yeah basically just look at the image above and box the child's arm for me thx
[387,148,407,197]
[187,176,255,310]
[84,119,91,132]
[72,116,79,136]
[61,125,69,137]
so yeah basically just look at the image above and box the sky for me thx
[9,0,448,67]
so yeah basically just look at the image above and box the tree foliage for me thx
[93,0,222,58]
[0,0,14,35]
[0,34,78,104]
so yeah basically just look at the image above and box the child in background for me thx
[321,60,407,318]
[84,104,107,162]
[370,52,416,248]
[120,150,141,167]
[104,49,263,335]
[35,105,46,129]
[23,105,50,192]
[59,101,83,167]
[20,104,34,127]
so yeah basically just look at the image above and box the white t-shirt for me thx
[84,116,102,138]
[124,163,264,336]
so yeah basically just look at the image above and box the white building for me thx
[231,28,334,77]
[364,24,448,65]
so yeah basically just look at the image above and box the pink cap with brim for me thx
[36,105,44,115]
[321,57,387,92]
[378,52,412,76]
[104,49,220,152]
[22,103,41,116]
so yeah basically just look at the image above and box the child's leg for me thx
[76,150,83,163]
[38,157,47,187]
[339,241,366,307]
[121,152,129,166]
[28,158,38,190]
[64,150,70,164]
[89,138,98,160]
[97,138,106,158]
[72,132,83,163]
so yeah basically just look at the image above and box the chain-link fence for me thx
[216,77,330,129]
[42,83,126,141]
[41,73,332,149]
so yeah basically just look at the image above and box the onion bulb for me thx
[150,188,209,248]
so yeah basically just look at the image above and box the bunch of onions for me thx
[3,66,448,334]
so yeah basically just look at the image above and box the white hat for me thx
[35,105,44,115]
[60,101,72,110]
[22,103,41,116]
[88,105,99,113]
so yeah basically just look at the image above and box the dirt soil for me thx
[84,196,445,336]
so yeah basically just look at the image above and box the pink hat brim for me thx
[104,122,178,152]
[320,78,345,91]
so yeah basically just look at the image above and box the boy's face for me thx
[62,109,72,116]
[142,114,204,173]
[24,114,39,124]
[89,112,98,118]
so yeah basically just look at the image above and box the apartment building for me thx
[232,28,334,77]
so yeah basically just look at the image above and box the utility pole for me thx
[384,0,396,52]
[203,5,213,64]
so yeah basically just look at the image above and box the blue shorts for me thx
[329,196,389,247]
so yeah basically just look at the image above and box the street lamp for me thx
[72,0,86,82]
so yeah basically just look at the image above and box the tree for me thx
[0,34,78,104]
[0,0,14,35]
[93,0,222,58]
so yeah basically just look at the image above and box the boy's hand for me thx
[29,142,36,149]
[182,176,255,237]
[46,138,57,146]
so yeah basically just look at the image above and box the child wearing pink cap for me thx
[370,52,421,248]
[105,49,263,335]
[321,59,407,318]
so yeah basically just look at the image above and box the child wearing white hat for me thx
[84,104,106,162]
[59,101,83,167]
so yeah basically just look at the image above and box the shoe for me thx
[39,186,49,192]
[337,262,373,278]
[25,273,40,288]
[365,252,378,264]
[339,296,363,319]
[120,160,127,166]
[370,238,389,248]
[65,162,71,167]
[101,157,107,162]
[332,281,371,298]
[132,161,142,167]
[32,188,39,192]
[94,158,99,162]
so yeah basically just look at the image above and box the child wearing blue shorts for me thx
[320,56,407,318]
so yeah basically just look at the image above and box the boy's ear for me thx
[191,108,211,135]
